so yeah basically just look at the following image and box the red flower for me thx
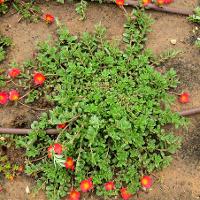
[104,181,115,191]
[54,143,62,154]
[143,0,151,6]
[141,176,153,189]
[179,92,189,104]
[69,189,80,200]
[120,187,132,200]
[44,14,54,24]
[0,0,4,4]
[0,92,8,105]
[48,143,62,158]
[57,123,67,129]
[80,178,93,192]
[116,0,124,6]
[0,185,3,192]
[65,157,75,171]
[164,0,173,4]
[48,145,53,158]
[9,90,19,101]
[8,68,21,78]
[33,72,46,85]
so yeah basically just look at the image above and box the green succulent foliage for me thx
[195,39,200,49]
[0,34,12,87]
[76,0,88,20]
[188,7,200,24]
[16,10,185,200]
[0,34,11,62]
[12,0,41,22]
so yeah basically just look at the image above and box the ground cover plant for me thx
[0,9,184,200]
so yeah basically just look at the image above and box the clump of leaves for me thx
[0,34,11,87]
[0,0,9,15]
[0,136,24,180]
[195,38,200,49]
[151,49,181,66]
[0,34,12,63]
[12,0,41,22]
[75,0,88,20]
[16,10,185,200]
[188,7,200,24]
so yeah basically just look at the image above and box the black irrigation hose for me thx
[0,108,200,135]
[178,107,200,117]
[107,0,193,16]
[0,128,59,135]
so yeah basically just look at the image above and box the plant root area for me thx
[0,0,200,199]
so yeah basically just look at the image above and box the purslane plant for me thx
[15,10,186,200]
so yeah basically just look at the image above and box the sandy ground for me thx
[0,0,200,199]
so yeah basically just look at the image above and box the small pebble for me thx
[25,186,30,194]
[170,39,177,45]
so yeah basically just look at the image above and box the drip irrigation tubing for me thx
[0,108,200,135]
[108,0,193,16]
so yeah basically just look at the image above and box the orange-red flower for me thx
[8,68,21,78]
[57,123,67,129]
[120,187,132,200]
[48,143,62,158]
[33,72,46,85]
[53,143,62,154]
[9,90,19,101]
[80,178,93,192]
[156,0,164,5]
[141,176,153,189]
[178,92,189,104]
[104,181,115,191]
[116,0,124,6]
[44,14,55,24]
[0,0,4,4]
[143,0,151,6]
[65,157,75,171]
[0,92,8,105]
[69,189,80,200]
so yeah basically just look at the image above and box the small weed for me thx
[76,0,88,20]
[0,34,12,63]
[188,7,200,24]
[12,0,41,22]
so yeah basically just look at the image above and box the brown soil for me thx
[0,0,200,200]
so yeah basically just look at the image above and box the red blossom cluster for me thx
[0,90,19,105]
[0,0,4,4]
[0,68,46,106]
[47,143,153,200]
